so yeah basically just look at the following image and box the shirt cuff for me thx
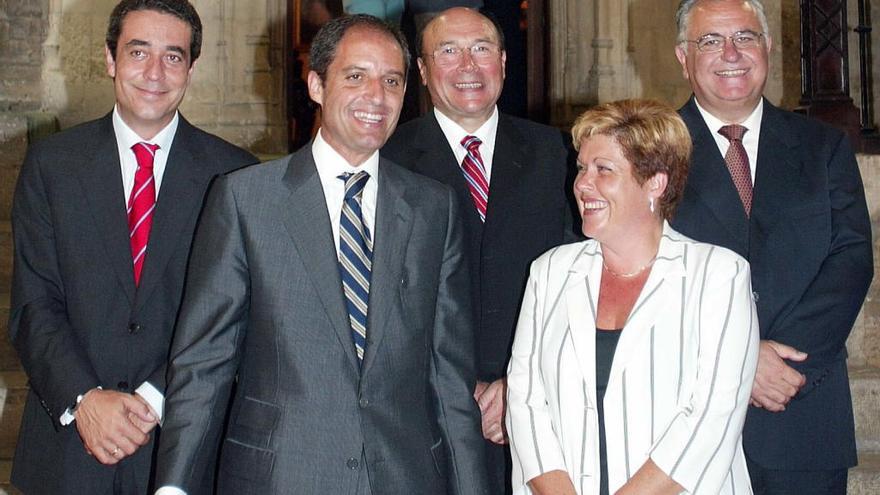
[59,407,76,426]
[155,487,187,495]
[135,381,165,424]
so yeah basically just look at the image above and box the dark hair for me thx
[417,8,505,57]
[571,99,692,220]
[310,14,410,84]
[106,0,203,65]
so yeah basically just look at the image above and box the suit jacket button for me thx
[117,381,129,390]
[359,398,369,408]
[128,323,141,334]
[347,457,359,470]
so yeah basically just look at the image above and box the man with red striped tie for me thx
[382,7,578,494]
[7,1,255,493]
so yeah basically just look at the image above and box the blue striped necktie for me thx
[338,171,372,365]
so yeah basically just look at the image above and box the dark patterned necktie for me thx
[460,135,489,222]
[338,171,372,365]
[719,124,753,216]
[128,142,159,285]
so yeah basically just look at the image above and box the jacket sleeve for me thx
[9,145,101,423]
[429,187,491,495]
[154,175,250,494]
[650,253,759,493]
[506,257,569,489]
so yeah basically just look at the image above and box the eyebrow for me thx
[435,37,497,46]
[341,64,405,78]
[124,38,187,56]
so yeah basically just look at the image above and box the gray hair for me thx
[675,0,769,45]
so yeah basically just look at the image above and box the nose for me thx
[720,38,742,62]
[574,167,595,192]
[363,76,384,103]
[144,56,165,81]
[456,49,477,72]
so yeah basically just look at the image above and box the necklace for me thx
[602,257,656,278]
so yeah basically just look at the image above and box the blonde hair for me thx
[571,99,692,219]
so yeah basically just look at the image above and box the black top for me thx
[596,328,623,495]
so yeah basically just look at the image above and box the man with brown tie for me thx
[670,1,872,493]
[383,7,577,494]
[8,1,255,493]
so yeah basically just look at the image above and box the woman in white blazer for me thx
[506,100,759,495]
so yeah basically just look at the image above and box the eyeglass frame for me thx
[422,41,503,67]
[681,30,766,53]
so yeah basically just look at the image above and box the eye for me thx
[130,49,146,59]
[346,72,364,81]
[699,37,722,49]
[166,54,183,64]
[385,76,402,87]
[471,44,490,53]
[439,46,458,55]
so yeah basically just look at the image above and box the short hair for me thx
[106,0,203,64]
[310,14,410,84]
[417,8,506,57]
[675,0,769,45]
[571,99,692,220]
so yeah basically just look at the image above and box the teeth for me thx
[583,201,607,210]
[716,69,747,77]
[354,111,382,123]
[455,82,482,89]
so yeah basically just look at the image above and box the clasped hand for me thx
[74,389,158,465]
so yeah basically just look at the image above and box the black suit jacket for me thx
[8,113,256,494]
[671,97,873,470]
[383,112,578,383]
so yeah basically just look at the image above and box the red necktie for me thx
[460,135,489,222]
[128,142,159,286]
[719,124,753,216]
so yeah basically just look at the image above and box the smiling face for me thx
[106,9,194,140]
[308,26,406,166]
[574,134,665,243]
[418,8,506,132]
[675,0,770,123]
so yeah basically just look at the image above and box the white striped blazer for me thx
[506,223,759,495]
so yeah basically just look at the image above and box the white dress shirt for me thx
[434,106,499,184]
[695,98,763,183]
[60,107,179,426]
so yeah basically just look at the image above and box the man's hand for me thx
[128,394,159,435]
[474,378,507,445]
[74,389,156,464]
[750,340,807,412]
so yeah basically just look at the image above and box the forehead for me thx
[118,9,192,46]
[332,27,404,71]
[688,0,761,35]
[424,12,499,47]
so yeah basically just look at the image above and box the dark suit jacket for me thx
[8,113,256,494]
[154,145,489,494]
[383,112,577,383]
[671,97,873,470]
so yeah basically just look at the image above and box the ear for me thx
[500,49,507,81]
[763,33,773,53]
[417,57,428,86]
[105,45,117,78]
[648,172,669,200]
[674,44,689,80]
[307,70,324,106]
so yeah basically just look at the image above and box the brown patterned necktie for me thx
[718,124,753,216]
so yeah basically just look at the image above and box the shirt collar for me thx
[433,106,499,152]
[695,98,763,136]
[112,105,179,152]
[312,128,380,179]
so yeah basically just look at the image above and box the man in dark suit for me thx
[154,14,488,495]
[382,7,575,494]
[8,1,256,494]
[670,1,872,493]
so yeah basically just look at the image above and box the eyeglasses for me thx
[683,31,765,52]
[426,42,501,67]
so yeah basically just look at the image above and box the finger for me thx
[123,394,157,423]
[766,340,808,361]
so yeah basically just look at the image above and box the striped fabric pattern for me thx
[337,171,373,365]
[128,142,159,286]
[460,135,489,222]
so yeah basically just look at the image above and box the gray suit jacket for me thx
[9,113,256,494]
[155,145,490,494]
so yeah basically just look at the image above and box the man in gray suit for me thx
[8,1,256,493]
[154,14,489,495]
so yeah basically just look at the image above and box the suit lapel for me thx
[564,242,602,394]
[134,119,205,311]
[361,161,414,376]
[76,115,136,304]
[680,98,749,253]
[751,102,804,236]
[280,146,360,372]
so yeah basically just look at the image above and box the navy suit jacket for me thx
[9,113,256,494]
[671,97,873,470]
